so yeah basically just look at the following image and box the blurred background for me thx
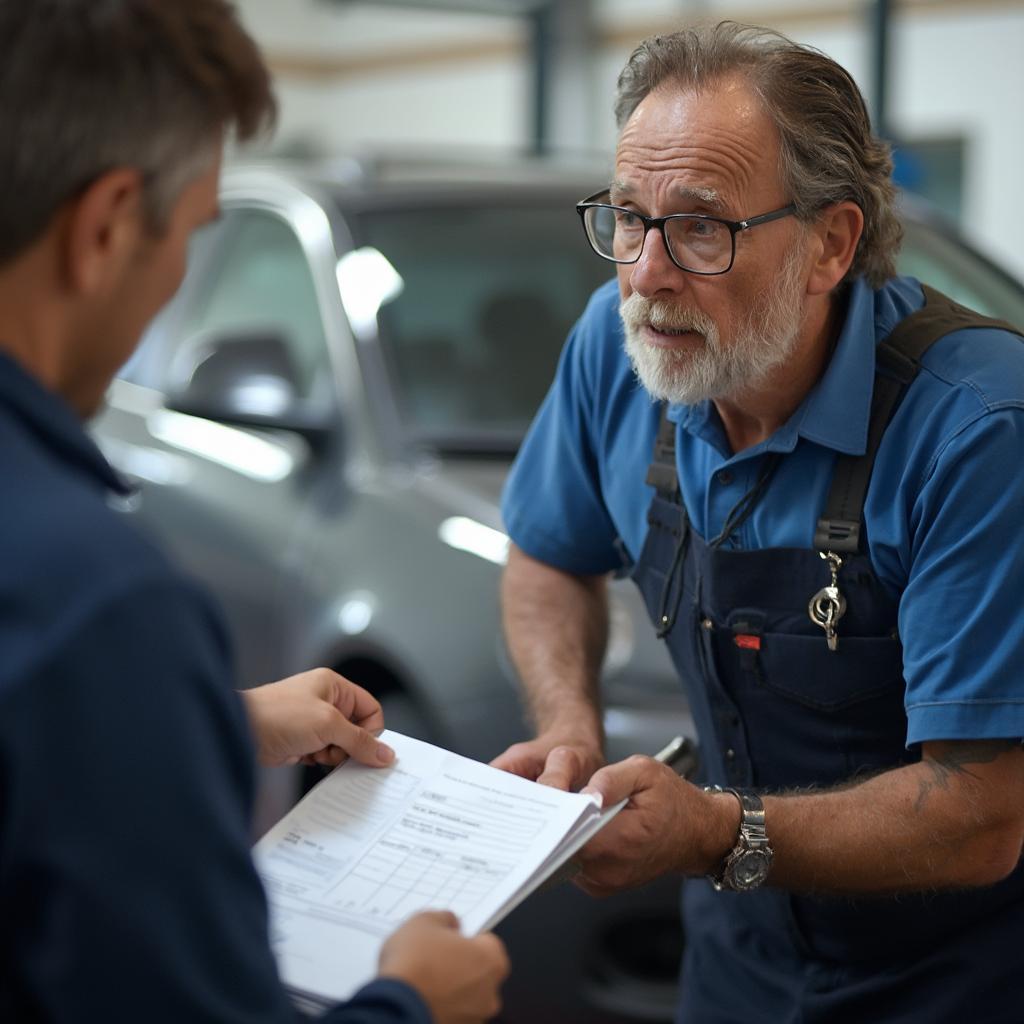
[232,0,1024,280]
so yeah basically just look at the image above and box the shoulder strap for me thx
[645,404,680,499]
[813,285,1024,553]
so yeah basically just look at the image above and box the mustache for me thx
[619,293,717,337]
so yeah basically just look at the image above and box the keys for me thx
[808,551,847,651]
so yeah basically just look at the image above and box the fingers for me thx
[474,931,512,981]
[581,755,654,806]
[572,873,618,899]
[322,710,394,767]
[490,743,544,780]
[406,909,460,930]
[305,669,386,734]
[536,746,586,791]
[380,913,508,1023]
[337,677,386,734]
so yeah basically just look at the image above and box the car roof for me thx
[224,150,609,211]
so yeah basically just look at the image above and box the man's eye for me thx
[676,218,722,242]
[614,210,643,230]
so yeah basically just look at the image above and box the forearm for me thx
[763,741,1024,894]
[501,544,609,745]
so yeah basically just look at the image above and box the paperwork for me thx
[254,730,622,1009]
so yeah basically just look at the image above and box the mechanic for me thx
[494,21,1024,1022]
[0,2,507,1021]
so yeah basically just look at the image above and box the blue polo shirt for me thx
[0,350,429,1023]
[502,275,1024,748]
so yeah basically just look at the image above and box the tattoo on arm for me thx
[913,740,1018,813]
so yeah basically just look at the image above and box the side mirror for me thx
[166,327,336,450]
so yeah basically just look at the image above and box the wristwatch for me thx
[703,786,773,892]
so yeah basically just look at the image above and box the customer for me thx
[0,2,507,1022]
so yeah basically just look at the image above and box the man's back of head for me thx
[0,0,276,268]
[0,0,277,414]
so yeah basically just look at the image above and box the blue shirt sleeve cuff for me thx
[321,977,433,1023]
[905,699,1024,747]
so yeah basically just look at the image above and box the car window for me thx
[898,220,1024,327]
[171,209,333,406]
[357,201,611,441]
[119,221,223,388]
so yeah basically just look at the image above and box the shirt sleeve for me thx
[898,407,1024,745]
[501,286,624,575]
[0,576,431,1024]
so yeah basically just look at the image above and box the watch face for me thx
[730,850,771,890]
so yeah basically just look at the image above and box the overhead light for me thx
[336,247,404,338]
[337,593,376,635]
[97,436,193,488]
[438,516,509,565]
[147,410,295,483]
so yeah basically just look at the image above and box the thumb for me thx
[325,710,395,767]
[410,909,460,930]
[580,756,650,807]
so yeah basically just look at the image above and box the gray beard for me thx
[619,247,806,406]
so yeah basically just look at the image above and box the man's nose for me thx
[628,226,686,298]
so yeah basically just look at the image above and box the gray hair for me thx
[0,0,277,266]
[614,22,902,288]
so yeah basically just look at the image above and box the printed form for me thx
[254,730,621,1006]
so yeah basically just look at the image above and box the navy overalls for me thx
[629,289,1024,1022]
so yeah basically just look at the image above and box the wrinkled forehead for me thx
[613,78,785,212]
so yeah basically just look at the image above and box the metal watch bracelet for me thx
[702,785,774,892]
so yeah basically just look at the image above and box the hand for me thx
[378,911,509,1024]
[575,756,740,896]
[240,668,393,769]
[490,730,604,792]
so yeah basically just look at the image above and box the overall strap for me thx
[642,403,780,550]
[814,285,1024,553]
[645,404,680,499]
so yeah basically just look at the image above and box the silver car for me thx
[92,157,1024,1024]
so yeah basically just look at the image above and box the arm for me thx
[766,739,1024,892]
[240,668,394,769]
[490,544,609,790]
[576,739,1024,896]
[1,581,505,1024]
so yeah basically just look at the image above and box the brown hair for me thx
[614,22,902,287]
[0,0,276,264]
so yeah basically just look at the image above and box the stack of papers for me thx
[254,730,623,1010]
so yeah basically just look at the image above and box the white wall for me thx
[233,0,1024,279]
[890,6,1024,279]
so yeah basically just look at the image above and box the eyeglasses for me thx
[575,189,797,276]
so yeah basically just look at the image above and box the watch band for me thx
[703,785,774,892]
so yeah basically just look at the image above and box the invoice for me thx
[254,730,622,1007]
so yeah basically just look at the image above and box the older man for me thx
[495,22,1024,1022]
[0,2,507,1021]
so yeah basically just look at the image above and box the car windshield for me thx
[354,196,1024,454]
[355,199,612,450]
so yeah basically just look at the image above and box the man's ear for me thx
[62,168,146,295]
[806,201,863,296]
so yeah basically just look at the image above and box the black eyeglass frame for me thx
[575,189,798,276]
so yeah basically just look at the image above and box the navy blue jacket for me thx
[0,351,430,1023]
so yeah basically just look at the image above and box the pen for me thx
[653,734,698,777]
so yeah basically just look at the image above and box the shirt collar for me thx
[669,277,880,459]
[795,277,877,455]
[0,350,131,495]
